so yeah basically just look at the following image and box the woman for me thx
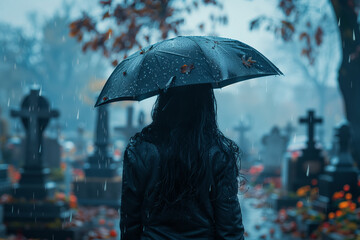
[120,84,244,240]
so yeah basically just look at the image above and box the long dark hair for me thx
[140,84,240,209]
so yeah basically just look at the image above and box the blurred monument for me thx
[115,105,145,143]
[72,123,88,168]
[313,123,359,213]
[2,88,81,239]
[0,107,11,195]
[74,104,122,207]
[259,126,288,179]
[0,107,9,161]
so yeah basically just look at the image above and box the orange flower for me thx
[296,201,304,208]
[345,193,352,200]
[55,192,66,201]
[110,229,117,237]
[311,179,318,186]
[338,201,349,209]
[328,212,335,219]
[335,210,343,217]
[343,184,350,192]
[333,191,344,200]
[350,203,356,211]
[296,186,310,197]
[69,194,77,208]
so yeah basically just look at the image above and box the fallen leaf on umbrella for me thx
[242,56,256,68]
[180,64,194,74]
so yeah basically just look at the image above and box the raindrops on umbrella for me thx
[95,36,282,106]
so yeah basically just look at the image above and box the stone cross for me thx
[234,120,251,148]
[299,110,322,149]
[11,88,59,168]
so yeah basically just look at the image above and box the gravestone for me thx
[271,110,326,210]
[115,106,145,142]
[73,124,87,166]
[260,126,288,178]
[282,110,326,192]
[0,107,11,195]
[313,123,359,213]
[2,88,81,239]
[74,104,122,207]
[0,107,9,160]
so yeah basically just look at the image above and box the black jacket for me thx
[120,135,244,240]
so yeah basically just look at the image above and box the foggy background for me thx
[0,0,344,151]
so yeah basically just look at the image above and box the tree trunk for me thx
[331,0,360,165]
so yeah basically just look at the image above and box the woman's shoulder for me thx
[126,130,160,160]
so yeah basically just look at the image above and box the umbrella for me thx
[95,36,282,107]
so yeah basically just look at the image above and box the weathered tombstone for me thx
[73,124,87,162]
[313,123,359,213]
[282,110,326,192]
[74,104,122,207]
[0,107,11,196]
[115,106,145,142]
[271,110,326,210]
[3,88,81,239]
[0,107,9,161]
[260,126,288,178]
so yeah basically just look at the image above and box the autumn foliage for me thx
[69,0,226,66]
[249,0,328,65]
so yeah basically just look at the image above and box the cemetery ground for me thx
[0,88,359,240]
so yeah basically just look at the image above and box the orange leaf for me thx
[100,0,111,5]
[180,64,194,74]
[112,60,118,66]
[102,12,111,20]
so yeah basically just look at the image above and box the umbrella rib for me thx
[186,37,218,82]
[156,50,192,58]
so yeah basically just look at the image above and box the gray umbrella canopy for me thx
[95,36,282,107]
